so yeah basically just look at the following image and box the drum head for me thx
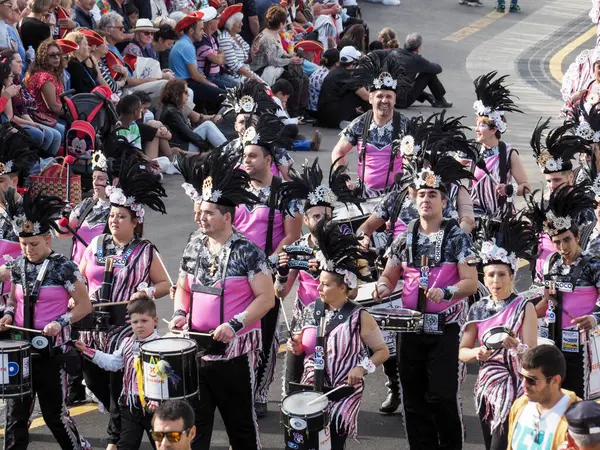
[370,308,421,317]
[0,340,29,350]
[141,338,196,353]
[356,282,377,305]
[537,337,555,346]
[482,327,510,350]
[282,391,328,416]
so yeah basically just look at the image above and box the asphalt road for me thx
[0,0,593,447]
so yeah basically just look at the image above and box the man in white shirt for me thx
[508,345,580,450]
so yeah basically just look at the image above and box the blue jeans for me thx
[208,74,239,89]
[189,122,228,151]
[23,124,62,156]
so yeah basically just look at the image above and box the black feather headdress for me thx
[174,151,259,207]
[574,98,600,143]
[478,214,538,272]
[106,152,167,222]
[314,219,374,288]
[91,134,145,181]
[354,53,412,93]
[278,157,363,215]
[473,71,522,134]
[222,80,278,116]
[240,113,292,155]
[530,118,585,174]
[3,187,65,237]
[524,186,596,237]
[0,124,40,180]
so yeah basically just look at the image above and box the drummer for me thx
[471,72,530,220]
[374,150,478,449]
[459,216,539,450]
[234,113,303,417]
[78,140,171,450]
[275,157,363,393]
[169,151,274,450]
[526,185,600,399]
[289,220,389,448]
[331,53,411,199]
[75,293,160,450]
[0,188,92,450]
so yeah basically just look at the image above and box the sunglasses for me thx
[519,372,552,387]
[110,25,125,31]
[150,429,190,443]
[140,31,154,36]
[47,53,61,58]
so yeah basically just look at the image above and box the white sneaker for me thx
[382,0,401,5]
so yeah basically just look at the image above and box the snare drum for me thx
[481,326,511,350]
[72,311,110,331]
[0,340,32,399]
[140,338,198,401]
[332,198,381,233]
[281,391,331,450]
[369,308,423,332]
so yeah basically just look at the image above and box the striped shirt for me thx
[218,30,251,78]
[98,58,122,95]
[196,34,221,76]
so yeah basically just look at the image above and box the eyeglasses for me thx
[519,372,552,387]
[110,25,125,31]
[150,429,190,443]
[47,53,61,58]
[140,31,154,36]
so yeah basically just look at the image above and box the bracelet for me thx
[55,312,73,328]
[227,318,244,334]
[173,309,187,319]
[3,310,14,321]
[443,286,458,301]
[358,356,376,374]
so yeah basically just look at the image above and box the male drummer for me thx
[527,185,600,399]
[275,158,363,393]
[170,152,274,450]
[234,114,302,417]
[374,154,478,449]
[331,54,410,199]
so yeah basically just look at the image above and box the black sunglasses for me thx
[150,429,190,443]
[519,372,552,387]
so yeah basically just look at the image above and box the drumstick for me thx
[154,252,174,287]
[5,324,44,334]
[279,298,291,333]
[93,301,129,308]
[161,318,212,337]
[306,385,351,406]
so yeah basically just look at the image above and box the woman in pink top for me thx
[459,216,538,450]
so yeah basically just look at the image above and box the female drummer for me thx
[0,188,92,450]
[78,140,170,450]
[289,220,389,448]
[459,216,538,450]
[471,72,530,219]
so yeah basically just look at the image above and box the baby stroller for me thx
[60,86,120,191]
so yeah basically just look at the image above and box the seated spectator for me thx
[378,27,399,49]
[153,24,177,69]
[20,0,52,52]
[64,31,106,93]
[341,24,366,53]
[24,38,66,137]
[169,11,225,114]
[311,3,340,49]
[57,0,77,36]
[562,401,600,450]
[133,0,167,22]
[368,40,384,51]
[159,78,227,152]
[73,0,96,29]
[217,4,258,82]
[316,45,368,128]
[507,345,580,450]
[197,6,238,89]
[3,0,27,78]
[55,37,76,92]
[249,4,306,117]
[307,47,338,116]
[82,28,124,95]
[391,32,452,108]
[123,18,158,59]
[124,1,139,29]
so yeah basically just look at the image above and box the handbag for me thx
[30,110,57,128]
[29,157,82,204]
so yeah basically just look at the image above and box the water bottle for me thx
[26,46,35,63]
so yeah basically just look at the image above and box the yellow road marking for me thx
[0,403,98,437]
[549,25,596,83]
[443,11,507,42]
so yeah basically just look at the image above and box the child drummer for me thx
[75,292,160,450]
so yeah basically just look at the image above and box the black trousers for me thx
[397,73,447,108]
[284,349,305,394]
[279,69,308,118]
[255,300,280,403]
[382,356,400,395]
[398,324,463,450]
[330,423,348,450]
[317,94,369,128]
[82,360,123,444]
[562,348,585,399]
[192,354,259,450]
[186,78,226,114]
[117,401,156,450]
[4,356,89,450]
[477,401,507,450]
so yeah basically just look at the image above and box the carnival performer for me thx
[459,215,539,450]
[573,98,600,186]
[221,81,294,181]
[289,220,389,448]
[0,188,92,450]
[525,186,600,400]
[471,71,529,219]
[530,119,595,281]
[169,151,275,450]
[79,140,170,450]
[331,54,412,198]
[275,157,363,393]
[235,112,303,416]
[374,147,478,450]
[586,174,600,255]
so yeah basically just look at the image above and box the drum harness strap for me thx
[189,239,232,356]
[265,176,283,258]
[359,110,402,198]
[71,198,96,256]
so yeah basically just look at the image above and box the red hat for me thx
[294,40,323,52]
[56,39,79,54]
[175,11,205,33]
[218,3,242,29]
[80,29,104,47]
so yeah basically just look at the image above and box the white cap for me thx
[199,6,219,21]
[339,45,361,63]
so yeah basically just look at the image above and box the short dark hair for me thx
[124,2,139,15]
[132,90,152,105]
[154,24,178,42]
[521,344,566,382]
[320,48,339,68]
[368,40,384,51]
[153,399,195,430]
[272,78,293,97]
[127,293,157,317]
[215,203,235,221]
[117,94,142,115]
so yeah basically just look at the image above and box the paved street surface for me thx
[0,0,596,447]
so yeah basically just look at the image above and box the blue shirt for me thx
[169,34,196,79]
[7,25,26,78]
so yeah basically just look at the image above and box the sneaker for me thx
[255,402,268,418]
[466,0,483,6]
[310,130,322,152]
[379,392,401,414]
[431,97,454,108]
[382,0,401,5]
[421,92,436,105]
[67,388,88,406]
[495,3,505,11]
[509,3,520,11]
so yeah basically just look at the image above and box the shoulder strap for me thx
[265,176,283,256]
[498,141,509,185]
[383,111,402,188]
[543,252,561,279]
[360,111,373,197]
[407,218,419,266]
[579,220,597,251]
[76,198,96,229]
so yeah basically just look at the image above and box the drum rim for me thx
[141,337,197,353]
[144,389,200,402]
[482,326,511,348]
[369,308,422,317]
[0,340,31,349]
[281,391,329,415]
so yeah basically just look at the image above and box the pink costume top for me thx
[472,144,515,218]
[285,234,320,328]
[69,197,110,265]
[179,230,269,361]
[0,209,22,296]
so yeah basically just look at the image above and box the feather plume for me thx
[473,71,522,114]
[3,187,65,236]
